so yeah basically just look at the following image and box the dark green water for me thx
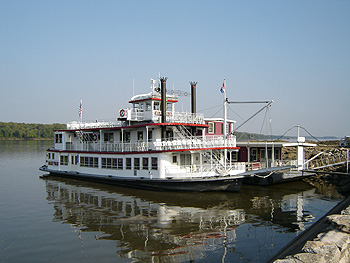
[0,141,343,262]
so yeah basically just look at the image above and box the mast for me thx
[79,98,83,123]
[221,79,227,169]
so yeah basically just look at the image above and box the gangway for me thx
[304,149,349,171]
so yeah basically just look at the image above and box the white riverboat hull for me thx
[40,165,242,192]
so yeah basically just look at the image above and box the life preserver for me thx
[120,109,126,118]
[92,134,97,141]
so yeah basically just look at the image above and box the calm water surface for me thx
[0,141,344,263]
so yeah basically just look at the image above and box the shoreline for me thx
[269,184,350,262]
[0,138,52,141]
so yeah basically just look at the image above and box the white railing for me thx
[171,111,204,124]
[64,136,236,153]
[66,110,205,130]
[245,160,297,171]
[67,119,122,130]
[164,162,246,178]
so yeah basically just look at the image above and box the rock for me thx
[339,241,350,263]
[327,215,350,233]
[341,206,350,215]
[302,240,340,262]
[293,252,326,263]
[273,257,303,263]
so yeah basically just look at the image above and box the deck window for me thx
[148,131,153,142]
[142,158,149,170]
[137,131,143,141]
[80,156,98,168]
[268,149,272,160]
[55,134,62,143]
[60,155,68,165]
[250,149,258,161]
[153,102,160,110]
[102,158,111,169]
[172,155,177,164]
[151,157,158,170]
[101,157,123,169]
[71,155,78,165]
[180,154,191,166]
[126,158,132,170]
[134,158,140,170]
[166,102,172,111]
[231,151,238,161]
[124,131,131,143]
[207,122,215,134]
[274,148,281,160]
[117,158,123,170]
[104,133,114,142]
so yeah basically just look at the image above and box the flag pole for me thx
[79,98,83,123]
[221,79,227,170]
[224,79,227,170]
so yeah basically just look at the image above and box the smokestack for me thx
[160,77,168,139]
[190,81,198,135]
[190,81,197,114]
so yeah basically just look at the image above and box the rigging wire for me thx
[273,126,299,142]
[259,108,268,135]
[198,104,222,112]
[300,126,321,143]
[269,108,273,141]
[210,107,223,118]
[259,107,273,140]
[227,104,245,121]
[273,125,321,143]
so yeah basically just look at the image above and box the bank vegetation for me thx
[0,122,66,140]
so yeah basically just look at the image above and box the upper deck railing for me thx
[63,135,237,152]
[66,110,205,130]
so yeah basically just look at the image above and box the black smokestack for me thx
[190,81,197,135]
[160,77,168,139]
[190,81,197,114]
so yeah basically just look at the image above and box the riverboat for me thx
[39,78,247,192]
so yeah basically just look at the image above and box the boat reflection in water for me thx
[42,176,327,262]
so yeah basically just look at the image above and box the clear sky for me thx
[1,0,349,138]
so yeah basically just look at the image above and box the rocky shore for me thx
[270,155,350,263]
[272,200,350,263]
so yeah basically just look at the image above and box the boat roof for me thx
[129,91,178,103]
[236,141,284,147]
[204,117,236,123]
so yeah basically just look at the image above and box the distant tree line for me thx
[0,122,66,140]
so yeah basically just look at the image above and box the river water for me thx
[0,141,344,263]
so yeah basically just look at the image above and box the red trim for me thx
[54,122,209,132]
[129,97,178,103]
[47,146,240,155]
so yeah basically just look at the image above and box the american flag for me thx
[78,98,82,118]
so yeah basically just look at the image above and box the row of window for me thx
[56,131,154,143]
[56,155,158,170]
[250,148,281,161]
[207,122,233,134]
[133,101,173,111]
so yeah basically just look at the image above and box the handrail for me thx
[64,135,237,152]
[66,110,205,130]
